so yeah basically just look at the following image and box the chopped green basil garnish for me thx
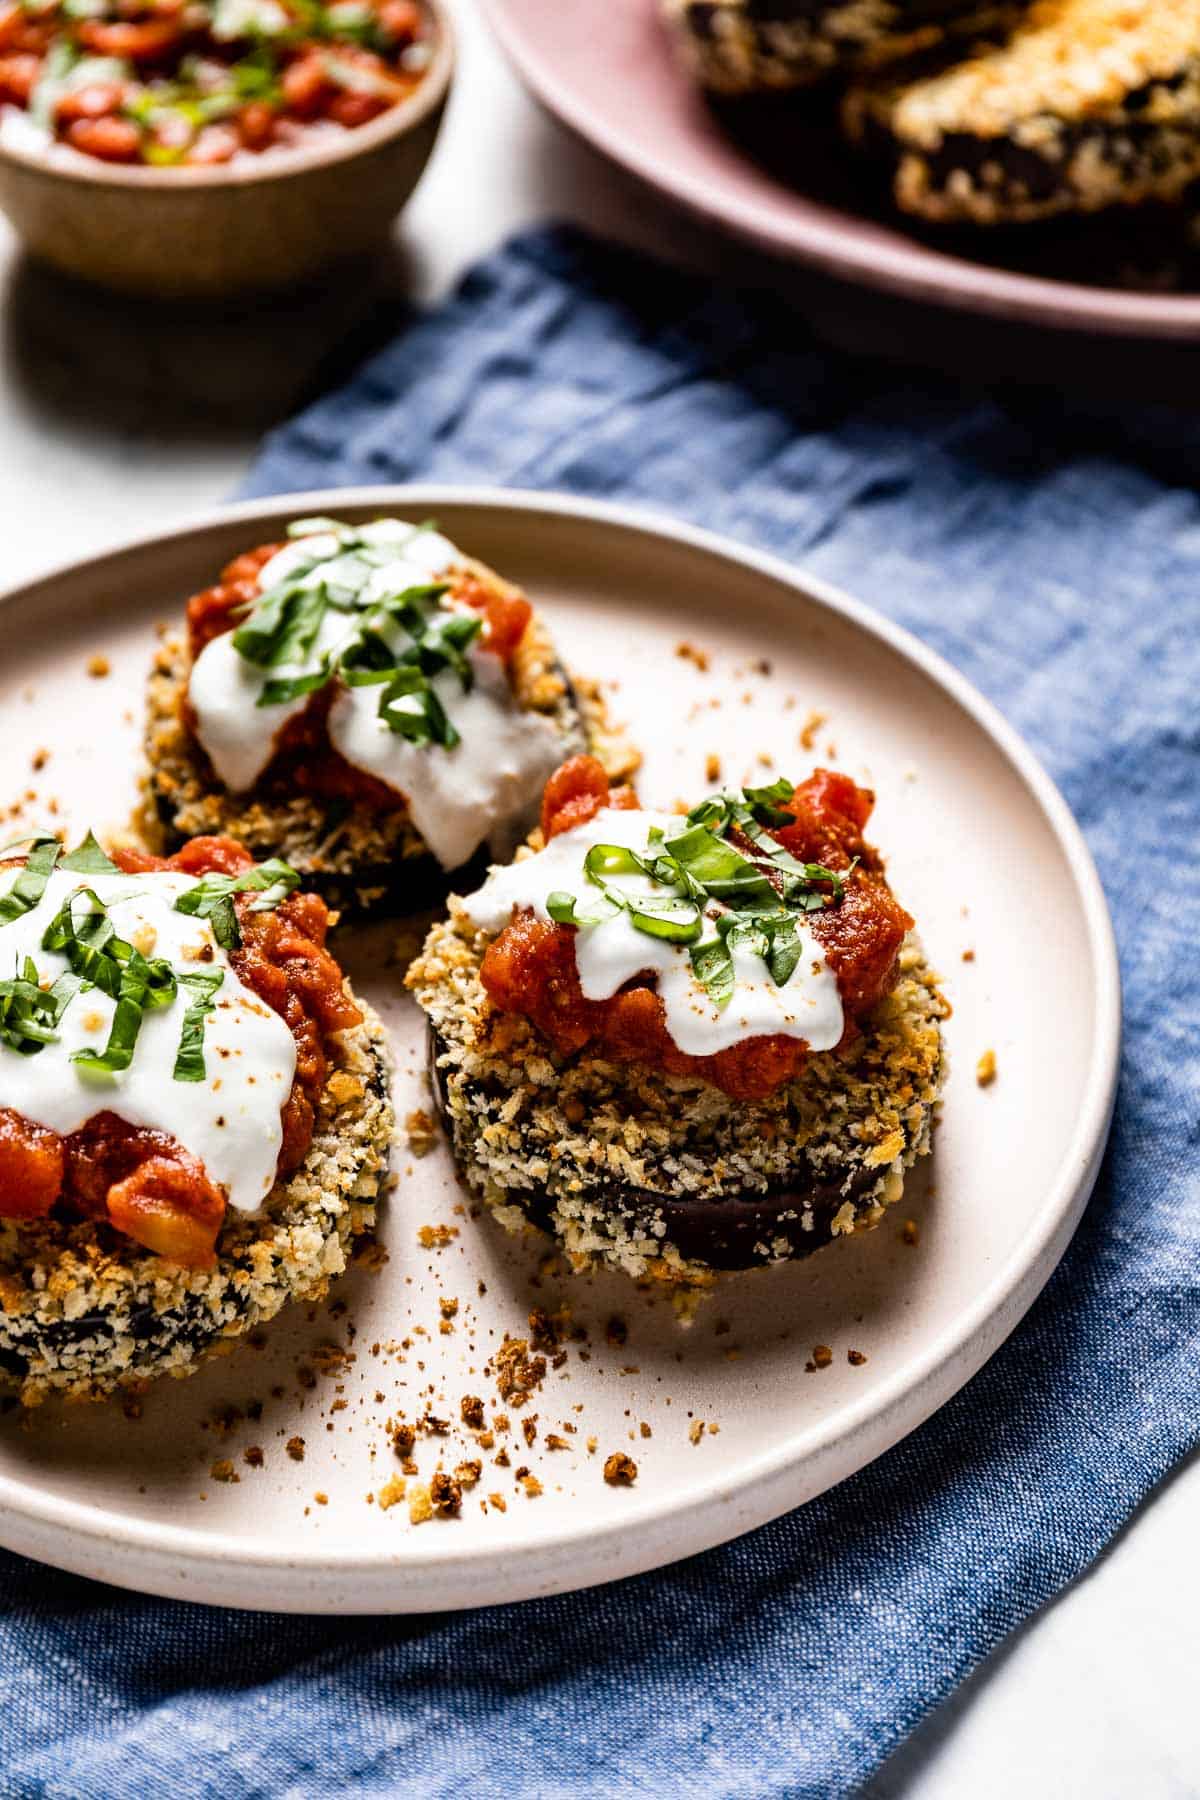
[71,974,162,1076]
[0,824,119,902]
[40,887,177,1076]
[0,959,79,1056]
[337,584,479,750]
[578,843,704,943]
[43,888,122,997]
[317,550,383,609]
[376,664,458,749]
[653,823,777,908]
[233,578,329,674]
[688,932,736,1013]
[685,782,850,911]
[0,835,62,925]
[624,895,704,944]
[544,887,620,930]
[229,514,475,751]
[173,856,300,949]
[547,780,850,1011]
[734,814,853,913]
[739,776,798,827]
[583,843,642,881]
[683,913,799,1010]
[173,970,225,1082]
[60,831,121,876]
[763,915,803,987]
[0,839,304,1083]
[258,664,334,707]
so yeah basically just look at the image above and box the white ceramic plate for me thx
[0,488,1119,1613]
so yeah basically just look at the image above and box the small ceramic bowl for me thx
[0,0,453,299]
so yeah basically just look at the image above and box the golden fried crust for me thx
[889,0,1200,143]
[0,1003,393,1406]
[662,0,1018,94]
[409,909,947,1286]
[845,0,1200,223]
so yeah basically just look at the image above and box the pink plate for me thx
[481,0,1200,340]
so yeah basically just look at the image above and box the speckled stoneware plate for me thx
[0,488,1119,1613]
[481,0,1200,339]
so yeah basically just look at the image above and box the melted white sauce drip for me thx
[187,521,565,870]
[0,867,297,1213]
[461,809,845,1059]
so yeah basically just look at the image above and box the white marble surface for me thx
[2,4,1198,1792]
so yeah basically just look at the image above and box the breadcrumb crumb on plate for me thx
[0,488,1117,1614]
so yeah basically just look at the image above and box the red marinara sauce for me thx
[478,756,913,1104]
[0,0,435,168]
[182,539,533,805]
[0,836,359,1269]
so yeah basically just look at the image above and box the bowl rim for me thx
[0,0,453,191]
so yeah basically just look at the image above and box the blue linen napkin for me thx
[3,225,1198,1800]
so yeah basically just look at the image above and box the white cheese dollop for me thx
[187,521,566,870]
[0,867,297,1213]
[461,808,845,1059]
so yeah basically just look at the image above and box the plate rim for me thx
[479,0,1200,342]
[0,484,1121,1610]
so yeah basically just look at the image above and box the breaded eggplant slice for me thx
[843,0,1200,223]
[411,914,946,1287]
[0,1003,392,1406]
[661,0,1016,94]
[143,550,636,917]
